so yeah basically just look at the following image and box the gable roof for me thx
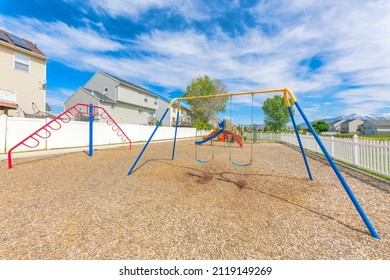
[364,120,390,126]
[83,87,115,103]
[0,29,46,58]
[100,71,157,97]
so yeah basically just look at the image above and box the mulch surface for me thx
[1,140,390,259]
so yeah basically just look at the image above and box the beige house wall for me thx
[0,43,47,116]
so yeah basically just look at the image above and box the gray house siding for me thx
[64,88,99,110]
[361,121,390,135]
[117,85,158,111]
[104,101,155,125]
[156,99,171,126]
[64,71,161,125]
[84,72,118,101]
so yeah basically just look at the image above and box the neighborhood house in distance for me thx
[64,71,193,127]
[0,29,48,117]
[327,114,390,136]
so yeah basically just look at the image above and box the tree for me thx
[262,95,292,132]
[182,75,228,129]
[311,120,330,134]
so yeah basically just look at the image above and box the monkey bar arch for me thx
[7,103,131,169]
[127,88,380,240]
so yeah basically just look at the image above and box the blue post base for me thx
[294,101,380,239]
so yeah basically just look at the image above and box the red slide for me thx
[228,131,243,148]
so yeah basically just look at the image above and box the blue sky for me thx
[1,0,390,124]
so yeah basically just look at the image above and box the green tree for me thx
[262,95,292,132]
[311,120,330,134]
[183,75,228,129]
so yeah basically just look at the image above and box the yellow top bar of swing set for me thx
[168,88,297,110]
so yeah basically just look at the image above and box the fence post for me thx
[306,132,309,149]
[353,134,359,165]
[331,136,334,157]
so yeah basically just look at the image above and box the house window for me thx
[144,95,148,102]
[139,109,143,114]
[14,52,30,72]
[154,100,158,105]
[111,104,115,109]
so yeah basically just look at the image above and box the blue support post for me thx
[89,103,93,157]
[294,101,380,239]
[128,108,169,175]
[288,106,313,181]
[172,110,180,160]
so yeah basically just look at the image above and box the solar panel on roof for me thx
[0,33,8,42]
[6,32,32,51]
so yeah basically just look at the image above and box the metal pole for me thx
[89,103,93,157]
[294,101,380,239]
[128,108,169,175]
[172,109,180,160]
[288,106,313,180]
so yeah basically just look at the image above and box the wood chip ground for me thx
[1,140,390,259]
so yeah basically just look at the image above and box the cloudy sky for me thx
[1,0,389,124]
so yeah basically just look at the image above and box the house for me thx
[0,29,47,117]
[340,119,364,134]
[156,97,193,127]
[64,71,159,125]
[329,119,344,132]
[361,120,390,135]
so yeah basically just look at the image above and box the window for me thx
[139,109,143,114]
[154,100,158,105]
[144,95,148,102]
[111,104,115,109]
[14,52,30,72]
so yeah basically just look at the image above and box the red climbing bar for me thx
[7,103,131,168]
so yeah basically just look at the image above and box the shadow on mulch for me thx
[131,158,370,238]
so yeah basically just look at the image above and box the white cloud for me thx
[65,0,210,22]
[2,0,390,119]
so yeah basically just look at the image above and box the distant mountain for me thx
[299,113,390,128]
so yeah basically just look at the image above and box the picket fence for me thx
[255,132,390,177]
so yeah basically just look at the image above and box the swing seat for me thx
[231,161,251,167]
[196,159,209,164]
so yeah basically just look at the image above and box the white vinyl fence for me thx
[276,133,390,177]
[0,115,205,154]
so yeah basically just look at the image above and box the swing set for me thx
[127,88,380,240]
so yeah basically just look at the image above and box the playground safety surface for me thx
[1,140,390,259]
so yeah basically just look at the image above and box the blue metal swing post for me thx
[288,106,313,180]
[171,105,180,160]
[88,103,94,157]
[127,108,169,175]
[294,101,380,239]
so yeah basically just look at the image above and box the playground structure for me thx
[127,88,380,240]
[7,103,131,169]
[194,119,246,165]
[194,119,244,147]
